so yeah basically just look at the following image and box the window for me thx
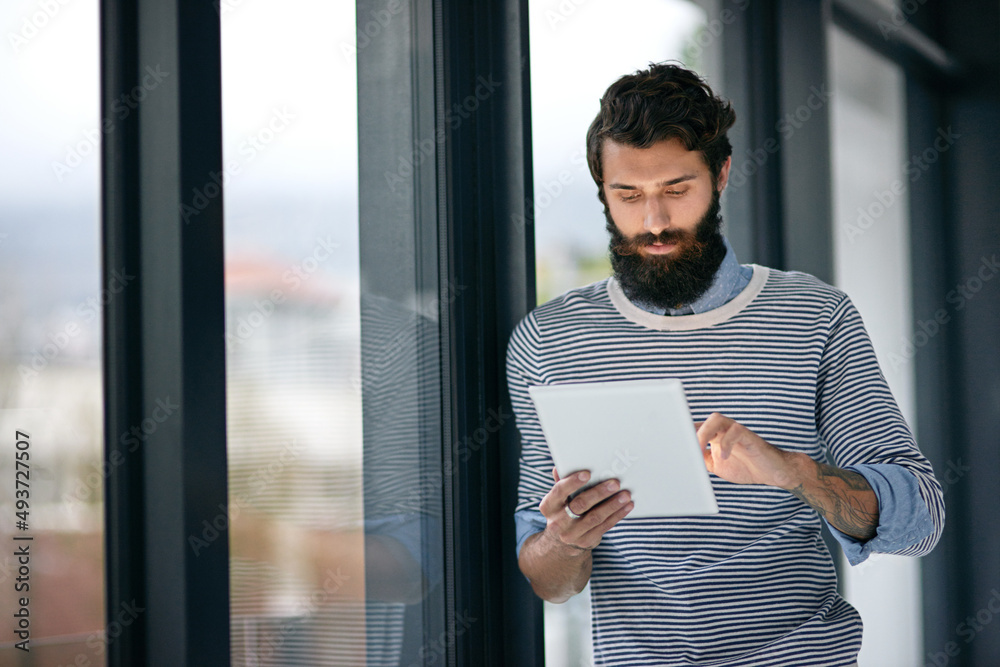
[221,1,370,664]
[221,0,456,663]
[829,23,922,665]
[0,0,105,663]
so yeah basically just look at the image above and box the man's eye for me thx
[666,189,686,196]
[620,194,640,202]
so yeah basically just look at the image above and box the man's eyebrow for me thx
[606,174,697,189]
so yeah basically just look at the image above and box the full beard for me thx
[606,191,727,311]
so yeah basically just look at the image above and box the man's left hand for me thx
[695,412,879,540]
[695,412,802,489]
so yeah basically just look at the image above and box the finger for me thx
[711,424,746,465]
[695,413,721,449]
[717,421,749,461]
[593,497,634,535]
[710,436,732,467]
[539,470,592,517]
[574,493,634,546]
[697,412,731,452]
[570,488,629,530]
[565,478,622,518]
[552,467,560,483]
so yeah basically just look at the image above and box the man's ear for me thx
[716,156,732,193]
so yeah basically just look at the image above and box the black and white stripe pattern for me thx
[507,266,945,666]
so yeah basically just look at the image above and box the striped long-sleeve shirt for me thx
[506,265,945,666]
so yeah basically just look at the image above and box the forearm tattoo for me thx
[790,463,879,540]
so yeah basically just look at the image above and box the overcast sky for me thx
[0,0,706,300]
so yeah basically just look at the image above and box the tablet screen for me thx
[528,378,718,518]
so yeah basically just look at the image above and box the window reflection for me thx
[223,2,445,664]
[222,1,366,663]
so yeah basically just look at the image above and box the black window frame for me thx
[102,0,539,664]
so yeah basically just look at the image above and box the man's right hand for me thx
[541,468,634,550]
[518,468,633,603]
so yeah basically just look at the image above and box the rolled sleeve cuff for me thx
[366,515,443,588]
[826,463,935,566]
[515,507,548,559]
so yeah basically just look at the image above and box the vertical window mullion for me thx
[102,1,230,664]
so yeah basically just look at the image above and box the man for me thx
[506,63,945,666]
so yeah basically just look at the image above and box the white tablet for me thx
[528,378,718,518]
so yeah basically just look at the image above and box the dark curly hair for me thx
[586,62,736,210]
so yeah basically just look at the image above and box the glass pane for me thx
[0,0,105,663]
[223,2,445,664]
[222,2,365,664]
[527,1,714,664]
[829,24,922,667]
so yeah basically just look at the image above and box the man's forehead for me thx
[601,137,708,183]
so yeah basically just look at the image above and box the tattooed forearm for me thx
[790,463,879,540]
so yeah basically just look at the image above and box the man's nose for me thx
[643,197,671,235]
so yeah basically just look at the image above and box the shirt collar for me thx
[631,237,742,316]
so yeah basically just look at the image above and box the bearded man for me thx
[506,63,944,666]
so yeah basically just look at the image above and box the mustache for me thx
[610,229,703,258]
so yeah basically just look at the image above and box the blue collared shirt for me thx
[514,237,933,563]
[631,237,753,315]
